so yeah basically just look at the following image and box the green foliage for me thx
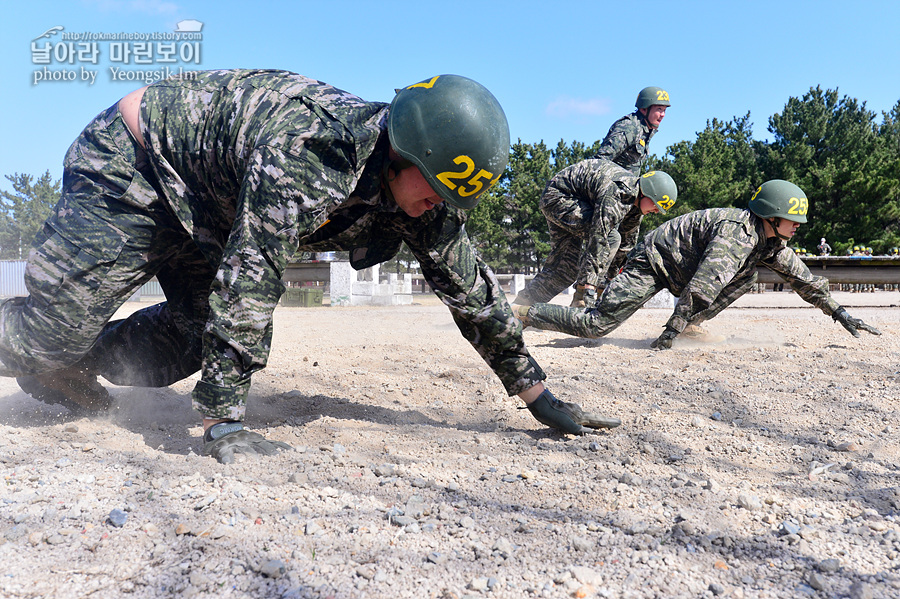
[0,172,60,260]
[467,140,553,273]
[551,138,603,171]
[763,87,900,252]
[871,99,900,251]
[653,113,760,215]
[381,244,418,274]
[467,139,603,273]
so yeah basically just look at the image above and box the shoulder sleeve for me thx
[763,248,840,315]
[665,221,754,331]
[191,143,366,418]
[593,118,634,162]
[581,190,629,286]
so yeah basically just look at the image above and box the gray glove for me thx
[832,309,881,337]
[526,389,621,434]
[582,287,598,307]
[202,422,293,464]
[651,326,680,350]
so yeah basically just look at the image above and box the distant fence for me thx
[0,260,165,299]
[0,261,26,297]
[754,255,900,284]
[2,256,899,300]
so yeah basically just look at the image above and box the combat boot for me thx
[569,286,585,307]
[17,366,111,414]
[512,304,533,328]
[681,324,725,344]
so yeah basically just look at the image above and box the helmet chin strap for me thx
[381,156,417,204]
[768,217,792,241]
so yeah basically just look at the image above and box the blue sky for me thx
[2,0,899,193]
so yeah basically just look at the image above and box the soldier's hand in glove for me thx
[832,309,881,337]
[651,326,680,350]
[525,389,620,434]
[582,286,598,307]
[202,422,293,464]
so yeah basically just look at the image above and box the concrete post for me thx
[329,261,355,306]
[510,274,526,296]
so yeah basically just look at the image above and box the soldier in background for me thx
[514,181,880,349]
[817,237,832,256]
[862,247,875,291]
[586,86,672,297]
[594,86,671,175]
[0,70,619,464]
[889,248,900,291]
[512,167,677,308]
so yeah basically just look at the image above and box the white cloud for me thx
[545,96,612,119]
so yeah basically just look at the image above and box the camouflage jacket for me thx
[139,69,543,412]
[593,112,655,175]
[641,208,841,331]
[542,160,640,286]
[604,204,642,280]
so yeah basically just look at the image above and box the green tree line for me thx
[3,86,899,267]
[0,172,60,260]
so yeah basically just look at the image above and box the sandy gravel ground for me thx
[1,290,898,599]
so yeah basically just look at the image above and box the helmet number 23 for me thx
[436,155,498,198]
[787,196,808,216]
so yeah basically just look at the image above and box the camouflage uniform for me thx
[514,160,640,305]
[588,110,656,278]
[593,112,655,175]
[526,208,841,338]
[0,69,544,420]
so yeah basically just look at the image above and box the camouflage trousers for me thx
[0,103,221,414]
[515,188,620,305]
[526,248,758,339]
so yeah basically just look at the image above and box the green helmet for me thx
[748,180,808,223]
[388,74,509,210]
[635,86,671,109]
[638,170,677,213]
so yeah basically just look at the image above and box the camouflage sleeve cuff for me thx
[584,272,606,288]
[665,315,688,333]
[191,379,252,420]
[499,354,546,396]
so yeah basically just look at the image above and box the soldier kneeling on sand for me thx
[514,180,880,348]
[1,70,620,464]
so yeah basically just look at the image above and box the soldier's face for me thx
[389,165,444,217]
[644,105,667,128]
[638,196,660,215]
[775,218,801,238]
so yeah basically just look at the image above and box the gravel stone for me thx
[849,581,874,599]
[818,558,841,573]
[259,560,286,579]
[107,509,128,528]
[0,294,895,599]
